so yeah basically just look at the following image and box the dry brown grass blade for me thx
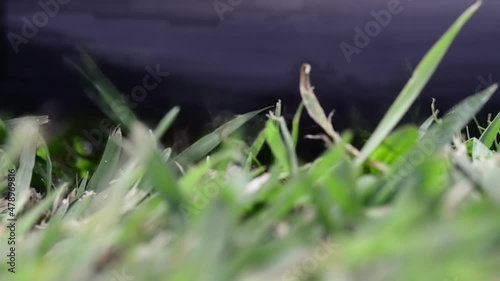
[299,63,388,173]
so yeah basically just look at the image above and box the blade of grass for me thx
[66,49,138,130]
[472,138,494,159]
[479,112,500,148]
[14,124,39,215]
[17,185,66,236]
[5,115,49,128]
[0,119,7,142]
[162,147,172,162]
[244,129,266,171]
[175,107,271,166]
[132,124,184,216]
[268,113,299,177]
[299,64,388,173]
[370,126,418,169]
[87,127,122,192]
[355,1,482,166]
[376,84,497,203]
[154,106,180,140]
[418,114,437,139]
[38,137,53,194]
[178,149,240,195]
[264,119,290,173]
[299,64,338,141]
[292,102,305,148]
[77,171,89,197]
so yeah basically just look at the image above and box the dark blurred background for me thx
[1,0,500,158]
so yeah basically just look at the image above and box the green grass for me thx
[2,1,500,280]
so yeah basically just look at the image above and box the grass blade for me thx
[292,102,305,148]
[175,107,270,166]
[38,137,53,193]
[299,64,338,141]
[378,84,498,203]
[77,171,89,197]
[418,114,437,139]
[472,138,494,159]
[264,119,290,174]
[355,1,482,166]
[13,125,39,214]
[87,128,122,192]
[244,129,266,171]
[131,124,184,216]
[154,106,180,140]
[5,116,49,128]
[17,186,66,236]
[479,112,500,148]
[67,49,138,130]
[275,115,299,177]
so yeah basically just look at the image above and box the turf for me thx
[1,1,500,280]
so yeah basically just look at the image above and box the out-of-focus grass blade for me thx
[311,179,337,232]
[0,119,7,141]
[146,148,183,214]
[171,198,231,281]
[244,129,266,171]
[5,115,49,128]
[369,126,418,169]
[314,161,360,231]
[175,107,270,166]
[77,171,89,197]
[377,84,497,203]
[274,99,282,118]
[154,106,180,140]
[472,138,494,159]
[479,112,500,148]
[308,132,361,220]
[162,147,172,162]
[188,199,231,280]
[38,137,53,193]
[87,128,122,192]
[355,1,482,166]
[179,150,239,196]
[66,49,138,130]
[132,124,184,215]
[64,191,94,219]
[258,179,308,225]
[14,125,39,215]
[0,125,34,187]
[464,137,475,156]
[309,140,346,183]
[418,114,436,139]
[17,185,65,236]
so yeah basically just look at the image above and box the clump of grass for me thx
[2,1,500,280]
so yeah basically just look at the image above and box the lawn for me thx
[1,1,500,280]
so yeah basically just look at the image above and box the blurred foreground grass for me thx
[2,1,500,280]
